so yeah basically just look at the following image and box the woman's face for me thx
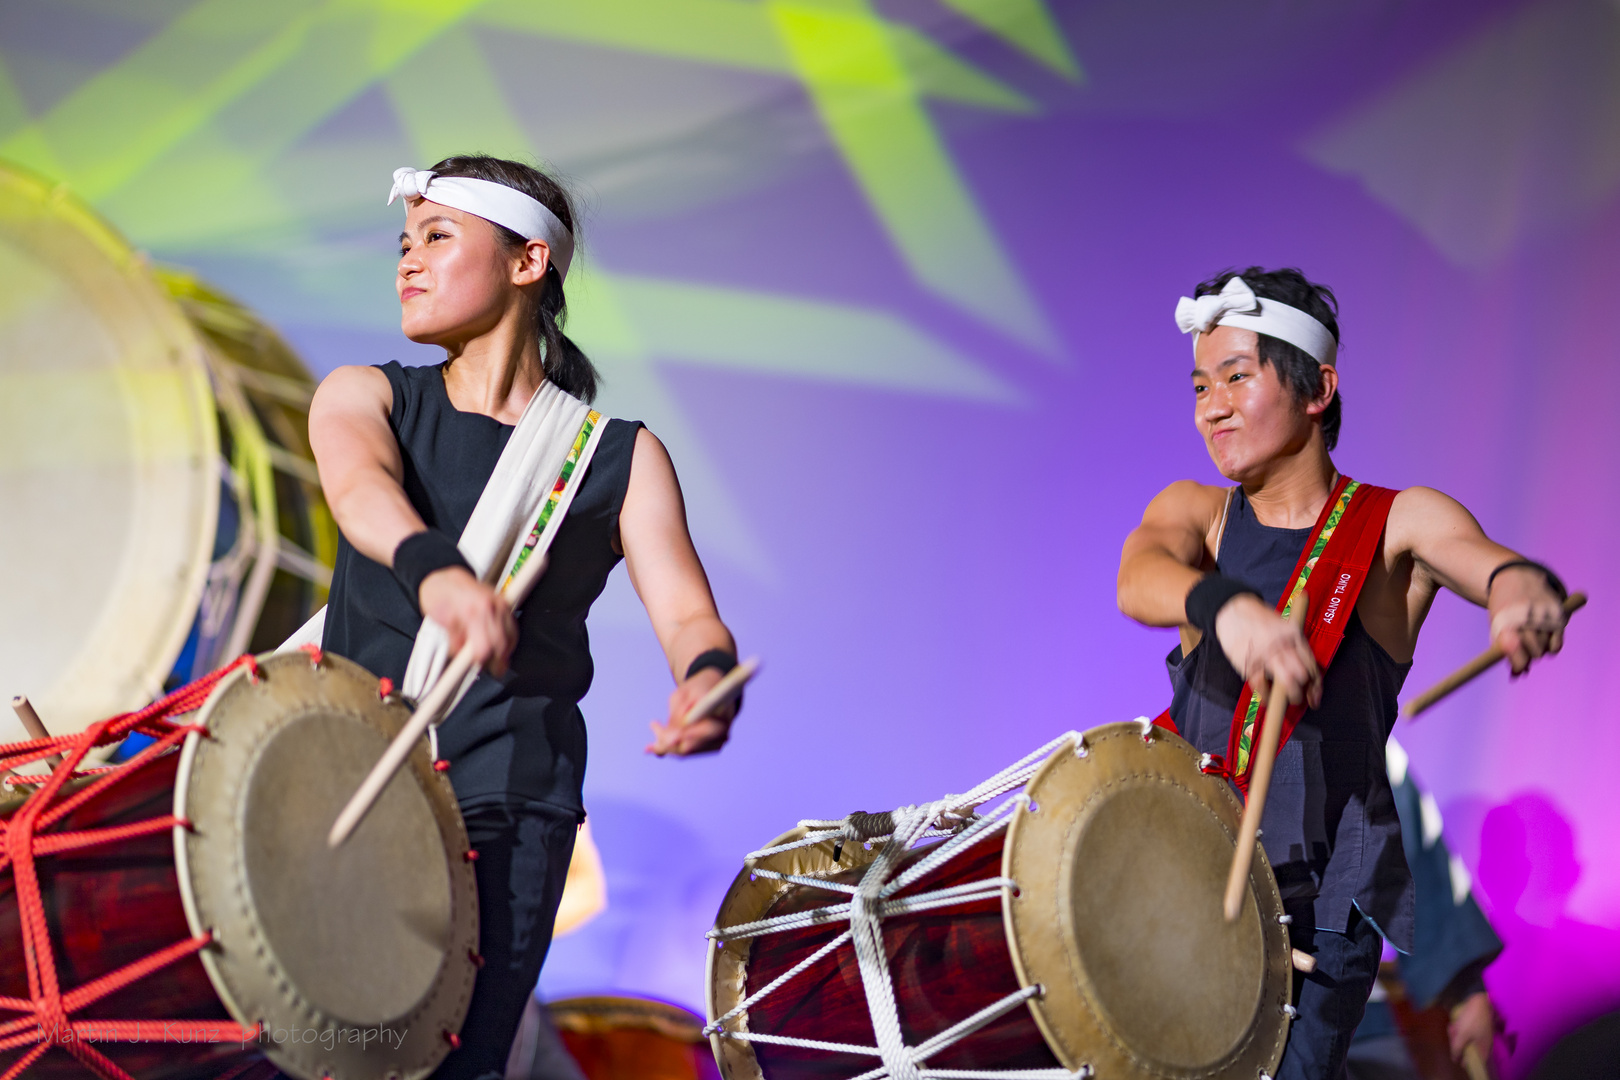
[396,198,529,347]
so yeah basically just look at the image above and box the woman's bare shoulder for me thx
[311,364,392,418]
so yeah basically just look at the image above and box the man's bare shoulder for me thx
[1141,479,1230,525]
[1385,486,1482,552]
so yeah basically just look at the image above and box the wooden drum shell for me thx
[746,833,1056,1078]
[0,755,252,1079]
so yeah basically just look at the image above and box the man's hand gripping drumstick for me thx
[1404,592,1586,719]
[1224,586,1313,923]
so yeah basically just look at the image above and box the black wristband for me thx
[1185,574,1262,639]
[685,648,742,719]
[685,648,738,680]
[392,529,472,609]
[1487,559,1567,603]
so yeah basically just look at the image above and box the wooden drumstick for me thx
[1403,592,1586,719]
[328,641,479,848]
[1462,1043,1490,1080]
[331,650,758,845]
[11,696,63,770]
[662,659,758,746]
[1224,586,1309,923]
[1224,677,1291,922]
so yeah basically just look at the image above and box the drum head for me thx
[1004,722,1292,1080]
[0,161,218,733]
[175,652,479,1080]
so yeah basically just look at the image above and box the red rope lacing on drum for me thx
[0,656,263,1078]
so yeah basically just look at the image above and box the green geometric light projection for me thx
[384,29,531,164]
[566,269,1025,571]
[0,0,1073,355]
[0,0,1077,570]
[573,272,1023,405]
[477,0,1059,354]
[770,0,1059,355]
[937,0,1082,80]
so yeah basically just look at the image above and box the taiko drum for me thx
[708,722,1296,1080]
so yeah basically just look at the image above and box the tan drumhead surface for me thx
[1004,722,1291,1080]
[176,652,478,1080]
[240,711,452,1025]
[0,162,216,733]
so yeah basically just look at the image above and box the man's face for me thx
[1192,325,1324,481]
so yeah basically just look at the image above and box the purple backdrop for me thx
[525,6,1620,1069]
[315,6,1620,1070]
[7,0,1617,1071]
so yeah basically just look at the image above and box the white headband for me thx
[1174,276,1337,366]
[389,167,575,283]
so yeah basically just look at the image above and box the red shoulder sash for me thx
[1154,477,1398,797]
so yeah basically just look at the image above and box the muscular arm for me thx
[1117,480,1222,626]
[307,365,516,671]
[1119,481,1321,706]
[1386,487,1567,673]
[619,429,739,756]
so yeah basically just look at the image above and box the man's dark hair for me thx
[429,154,600,402]
[1193,267,1341,451]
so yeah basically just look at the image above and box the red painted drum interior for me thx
[0,754,259,1078]
[743,831,1058,1078]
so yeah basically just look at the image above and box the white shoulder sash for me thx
[281,379,608,718]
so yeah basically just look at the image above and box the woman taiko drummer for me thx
[307,155,740,1076]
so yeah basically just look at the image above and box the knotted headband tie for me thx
[1174,276,1338,366]
[389,167,575,283]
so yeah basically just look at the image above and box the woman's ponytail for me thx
[534,262,598,402]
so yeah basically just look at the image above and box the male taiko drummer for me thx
[308,155,740,1078]
[1115,267,1571,1078]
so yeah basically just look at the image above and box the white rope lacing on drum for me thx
[706,732,1094,1080]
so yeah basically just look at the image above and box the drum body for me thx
[0,652,478,1079]
[0,160,334,740]
[0,750,248,1079]
[708,723,1294,1080]
[541,997,723,1080]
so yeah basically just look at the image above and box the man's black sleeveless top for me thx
[323,362,641,815]
[1167,488,1416,948]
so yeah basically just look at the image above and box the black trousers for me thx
[1278,907,1385,1080]
[432,800,580,1080]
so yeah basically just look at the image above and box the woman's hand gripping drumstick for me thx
[648,659,759,757]
[328,534,760,847]
[328,549,549,849]
[1224,587,1310,923]
[1404,592,1586,719]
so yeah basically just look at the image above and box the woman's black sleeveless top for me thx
[1167,488,1416,948]
[322,362,641,815]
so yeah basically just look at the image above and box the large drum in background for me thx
[0,160,334,739]
[527,996,723,1080]
[707,723,1295,1080]
[0,651,478,1079]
